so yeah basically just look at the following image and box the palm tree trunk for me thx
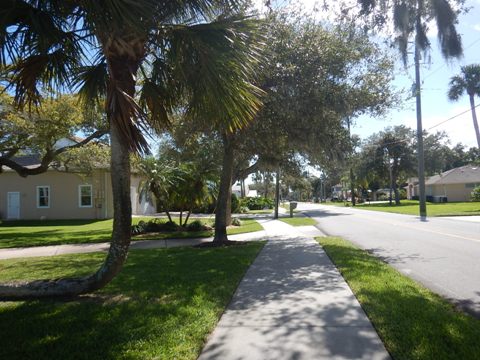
[166,210,173,222]
[469,95,480,149]
[214,133,235,244]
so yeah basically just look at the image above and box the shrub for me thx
[162,221,179,232]
[472,186,480,202]
[187,220,204,232]
[145,219,163,232]
[231,218,242,226]
[131,224,144,235]
[231,193,240,213]
[238,206,250,213]
[239,197,274,210]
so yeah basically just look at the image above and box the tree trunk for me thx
[469,95,480,149]
[350,167,356,206]
[274,167,280,219]
[264,172,270,198]
[394,180,400,205]
[213,133,235,244]
[0,48,141,299]
[166,210,173,222]
[184,211,191,226]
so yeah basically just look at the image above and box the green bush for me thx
[472,186,480,201]
[239,197,274,210]
[231,218,242,226]
[186,220,204,232]
[162,220,179,232]
[145,219,164,232]
[238,206,249,213]
[231,193,240,213]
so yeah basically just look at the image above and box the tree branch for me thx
[0,130,108,177]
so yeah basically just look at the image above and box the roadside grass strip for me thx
[278,217,317,226]
[0,218,263,249]
[317,236,480,360]
[0,242,264,360]
[355,200,480,217]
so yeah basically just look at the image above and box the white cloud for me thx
[473,24,480,32]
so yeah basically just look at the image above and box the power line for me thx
[357,104,478,149]
[427,103,480,131]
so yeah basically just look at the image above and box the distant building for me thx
[232,182,259,198]
[406,165,480,202]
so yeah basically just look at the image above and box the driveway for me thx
[298,203,480,317]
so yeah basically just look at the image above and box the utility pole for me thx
[414,37,427,219]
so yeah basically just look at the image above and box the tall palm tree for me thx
[448,64,480,149]
[0,1,263,299]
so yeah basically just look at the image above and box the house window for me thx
[465,183,479,189]
[37,186,50,208]
[79,185,93,208]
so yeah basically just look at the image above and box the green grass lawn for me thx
[0,217,263,249]
[355,200,480,216]
[317,236,480,360]
[245,209,273,214]
[278,217,317,226]
[0,242,264,360]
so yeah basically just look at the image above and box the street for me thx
[298,202,480,317]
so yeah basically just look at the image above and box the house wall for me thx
[0,169,113,220]
[0,169,156,220]
[428,183,476,202]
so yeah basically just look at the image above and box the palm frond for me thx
[447,75,465,101]
[73,58,108,106]
[168,16,265,132]
[1,1,85,108]
[106,85,150,154]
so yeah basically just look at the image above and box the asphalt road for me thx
[298,202,480,317]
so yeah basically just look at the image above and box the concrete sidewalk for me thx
[199,219,390,360]
[0,230,268,260]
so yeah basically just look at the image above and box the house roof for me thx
[8,154,42,168]
[425,165,480,185]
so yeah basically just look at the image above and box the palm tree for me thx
[448,64,480,149]
[0,1,263,299]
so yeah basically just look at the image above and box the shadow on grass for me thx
[0,229,112,249]
[320,238,480,360]
[0,219,108,227]
[0,244,264,360]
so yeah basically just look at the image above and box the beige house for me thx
[407,165,480,202]
[0,156,154,220]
